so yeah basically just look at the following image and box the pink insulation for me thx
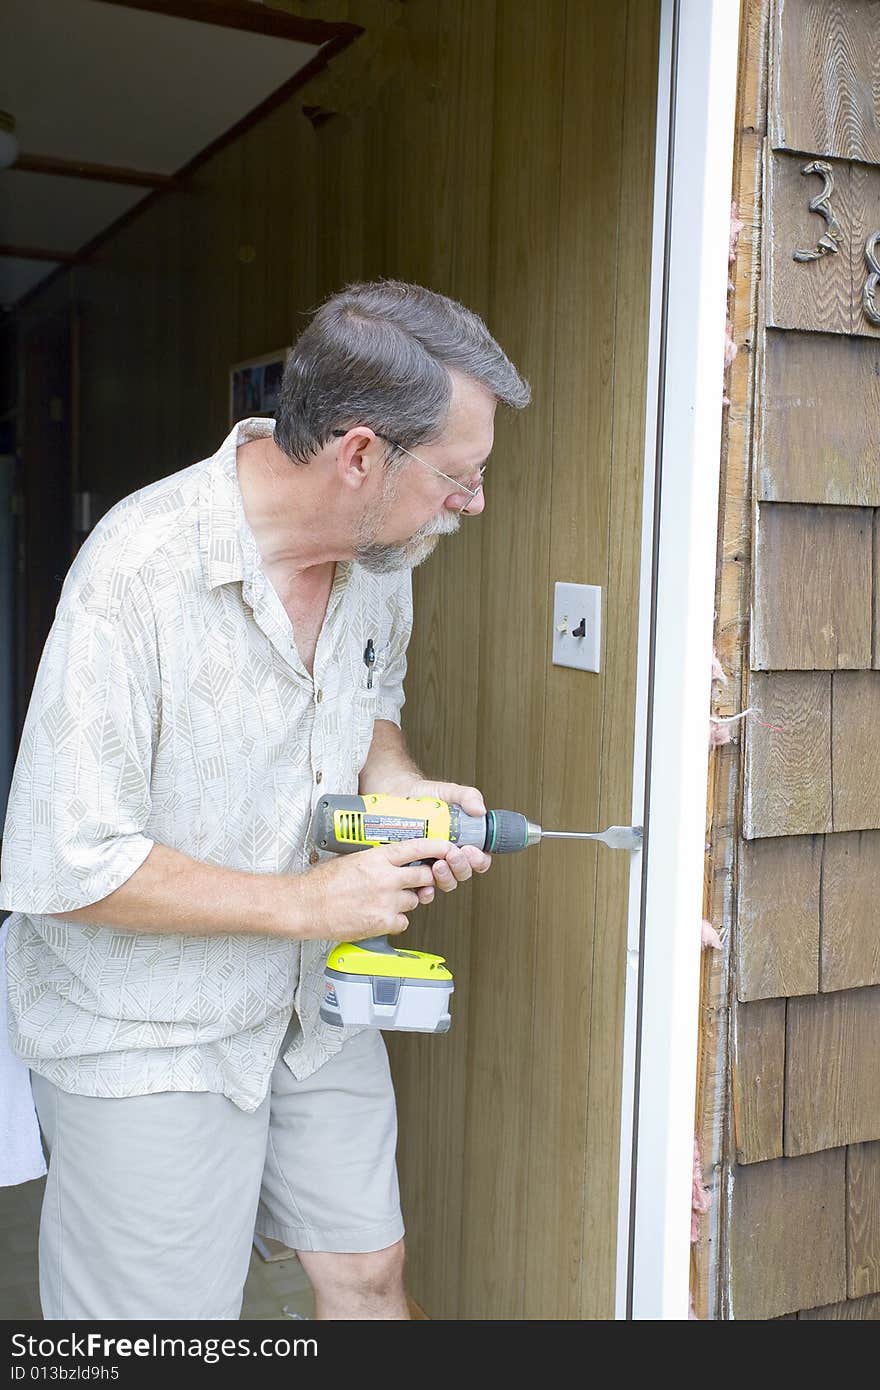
[709,719,732,748]
[709,649,731,747]
[723,202,744,406]
[694,207,745,1301]
[691,1134,712,1243]
[701,919,723,951]
[729,200,745,278]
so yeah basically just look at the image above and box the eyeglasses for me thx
[331,429,486,512]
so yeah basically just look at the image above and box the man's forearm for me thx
[359,719,425,796]
[52,842,315,939]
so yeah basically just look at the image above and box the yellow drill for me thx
[310,793,641,1034]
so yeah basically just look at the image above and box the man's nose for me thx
[456,487,485,517]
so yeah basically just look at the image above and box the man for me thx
[0,281,530,1320]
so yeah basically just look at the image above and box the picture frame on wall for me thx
[229,347,291,425]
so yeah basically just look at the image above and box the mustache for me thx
[354,509,461,574]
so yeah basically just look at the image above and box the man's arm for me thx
[358,719,427,796]
[52,837,452,943]
[50,721,485,937]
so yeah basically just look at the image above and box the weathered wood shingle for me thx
[752,503,872,670]
[765,152,852,335]
[821,832,880,991]
[759,330,880,506]
[771,0,880,165]
[730,1149,846,1318]
[744,673,831,837]
[732,998,785,1163]
[737,836,820,1000]
[831,674,880,830]
[744,674,880,837]
[785,987,880,1155]
[799,1294,880,1319]
[847,1140,880,1299]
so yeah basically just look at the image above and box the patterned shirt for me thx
[0,418,412,1111]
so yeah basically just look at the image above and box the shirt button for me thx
[308,849,320,865]
[315,771,323,784]
[316,689,323,703]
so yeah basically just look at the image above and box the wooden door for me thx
[367,0,663,1320]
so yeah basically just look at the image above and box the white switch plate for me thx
[552,582,601,672]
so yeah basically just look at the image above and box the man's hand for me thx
[407,778,485,817]
[301,839,459,941]
[405,779,492,896]
[356,723,492,898]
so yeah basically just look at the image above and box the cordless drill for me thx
[309,793,641,1033]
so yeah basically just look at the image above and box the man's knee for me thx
[299,1239,406,1300]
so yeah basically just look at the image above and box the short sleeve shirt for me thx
[0,418,413,1110]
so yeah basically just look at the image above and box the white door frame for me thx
[615,0,741,1320]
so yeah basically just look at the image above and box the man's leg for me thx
[256,1027,407,1320]
[296,1242,409,1320]
[31,1073,271,1320]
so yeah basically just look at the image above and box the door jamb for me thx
[615,0,741,1320]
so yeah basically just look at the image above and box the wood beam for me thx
[93,0,360,47]
[13,153,179,190]
[17,14,363,311]
[0,245,78,264]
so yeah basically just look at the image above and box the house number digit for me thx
[862,231,880,326]
[792,161,843,262]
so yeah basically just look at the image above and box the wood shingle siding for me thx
[766,152,852,335]
[712,0,880,1319]
[737,836,820,1000]
[849,160,880,340]
[766,152,880,336]
[785,987,880,1154]
[771,0,880,166]
[732,998,786,1163]
[730,1148,847,1318]
[743,672,832,837]
[875,512,880,668]
[798,1293,880,1319]
[752,503,872,669]
[830,673,880,828]
[744,674,880,836]
[847,1140,880,1299]
[821,832,880,990]
[736,831,880,1004]
[758,330,880,505]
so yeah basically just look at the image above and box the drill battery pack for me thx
[321,941,453,1033]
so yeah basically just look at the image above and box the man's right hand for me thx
[300,839,457,941]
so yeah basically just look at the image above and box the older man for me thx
[0,281,530,1320]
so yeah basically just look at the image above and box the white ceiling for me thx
[0,0,327,307]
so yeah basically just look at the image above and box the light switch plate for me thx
[552,582,601,672]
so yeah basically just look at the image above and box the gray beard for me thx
[354,509,461,575]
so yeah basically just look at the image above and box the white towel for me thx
[0,919,47,1186]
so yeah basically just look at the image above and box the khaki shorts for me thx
[30,1019,403,1320]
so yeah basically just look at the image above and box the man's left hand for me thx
[405,779,492,899]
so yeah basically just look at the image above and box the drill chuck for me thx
[453,807,541,854]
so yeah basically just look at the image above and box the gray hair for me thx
[274,280,531,465]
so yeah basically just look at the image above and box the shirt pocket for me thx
[346,634,391,771]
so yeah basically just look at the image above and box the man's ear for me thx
[335,427,377,490]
